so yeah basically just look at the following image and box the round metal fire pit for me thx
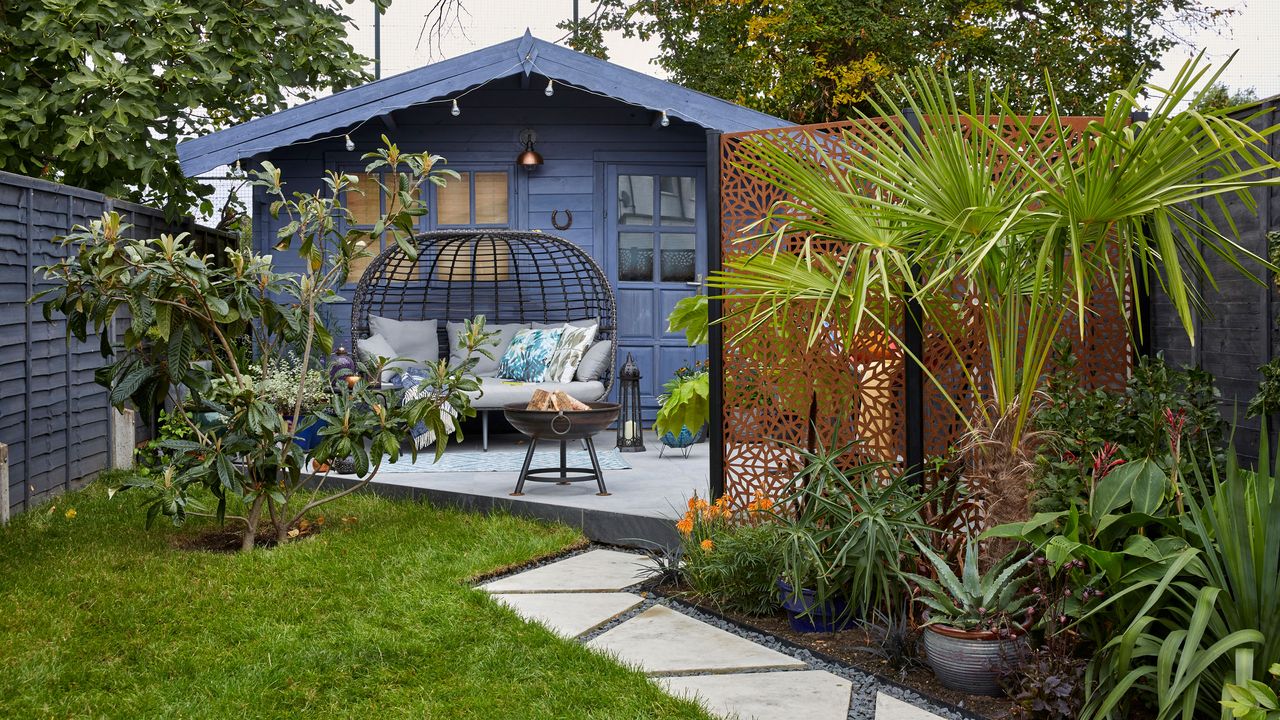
[502,402,620,440]
[502,402,621,496]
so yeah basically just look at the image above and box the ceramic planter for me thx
[776,578,855,633]
[290,416,328,452]
[922,624,1025,696]
[659,424,705,448]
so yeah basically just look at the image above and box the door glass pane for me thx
[437,171,471,225]
[618,175,654,225]
[474,171,509,224]
[619,232,654,281]
[659,233,696,282]
[659,176,696,226]
[345,172,381,226]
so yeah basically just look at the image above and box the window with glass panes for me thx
[341,169,512,282]
[343,172,419,281]
[436,170,511,227]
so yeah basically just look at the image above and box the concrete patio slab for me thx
[660,670,853,720]
[586,605,807,675]
[490,591,644,638]
[875,692,947,720]
[478,549,653,593]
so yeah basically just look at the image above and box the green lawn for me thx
[0,480,710,719]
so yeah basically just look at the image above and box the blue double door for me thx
[604,164,708,420]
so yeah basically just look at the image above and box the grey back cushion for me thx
[531,318,599,330]
[575,339,613,382]
[356,333,416,381]
[447,321,529,376]
[368,315,439,364]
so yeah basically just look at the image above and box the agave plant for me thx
[709,57,1280,457]
[905,538,1034,632]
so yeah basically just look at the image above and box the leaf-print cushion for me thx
[544,324,598,383]
[496,327,565,382]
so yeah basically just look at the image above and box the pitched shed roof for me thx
[177,30,786,176]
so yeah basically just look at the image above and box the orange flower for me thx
[676,516,694,536]
[700,539,714,551]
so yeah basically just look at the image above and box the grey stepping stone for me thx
[875,692,947,720]
[661,670,852,720]
[586,606,807,675]
[479,549,652,593]
[491,592,644,638]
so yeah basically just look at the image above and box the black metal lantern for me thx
[616,353,646,452]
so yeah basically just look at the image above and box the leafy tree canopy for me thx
[0,0,390,216]
[562,0,1233,122]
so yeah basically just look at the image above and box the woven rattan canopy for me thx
[350,230,617,393]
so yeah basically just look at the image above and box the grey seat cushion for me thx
[466,376,607,409]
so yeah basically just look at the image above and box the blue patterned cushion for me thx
[496,327,565,382]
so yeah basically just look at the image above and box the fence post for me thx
[706,129,726,500]
[1129,111,1153,363]
[901,109,926,480]
[110,408,136,471]
[1,443,9,525]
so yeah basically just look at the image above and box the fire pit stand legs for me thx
[510,436,610,497]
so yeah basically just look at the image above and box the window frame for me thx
[430,165,515,230]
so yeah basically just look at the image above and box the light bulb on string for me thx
[344,135,355,151]
[545,79,554,97]
[660,110,670,127]
[451,99,460,116]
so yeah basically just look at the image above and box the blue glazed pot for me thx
[290,417,328,452]
[659,425,705,448]
[776,578,855,633]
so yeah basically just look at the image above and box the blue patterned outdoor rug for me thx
[377,448,632,473]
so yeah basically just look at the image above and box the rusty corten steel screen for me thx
[717,116,1133,505]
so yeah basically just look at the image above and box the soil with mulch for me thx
[656,583,1014,720]
[169,523,324,553]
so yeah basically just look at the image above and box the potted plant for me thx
[771,435,936,632]
[654,361,710,456]
[905,538,1032,696]
[250,356,333,452]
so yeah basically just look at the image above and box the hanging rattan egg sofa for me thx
[351,230,617,450]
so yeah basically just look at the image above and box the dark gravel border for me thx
[478,543,989,720]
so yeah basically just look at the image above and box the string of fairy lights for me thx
[224,54,683,173]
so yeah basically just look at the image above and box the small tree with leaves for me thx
[40,139,488,551]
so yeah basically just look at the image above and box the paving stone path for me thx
[478,549,953,720]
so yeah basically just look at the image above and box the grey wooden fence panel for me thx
[1150,99,1279,461]
[0,171,233,517]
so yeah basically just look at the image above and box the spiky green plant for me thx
[905,538,1034,632]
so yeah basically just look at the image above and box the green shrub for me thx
[1032,346,1224,514]
[681,521,783,616]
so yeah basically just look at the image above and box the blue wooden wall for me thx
[255,78,710,416]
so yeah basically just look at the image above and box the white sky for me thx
[347,0,1279,101]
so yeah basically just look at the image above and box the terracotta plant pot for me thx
[922,624,1026,696]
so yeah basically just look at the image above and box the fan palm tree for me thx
[710,57,1279,522]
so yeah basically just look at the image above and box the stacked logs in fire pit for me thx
[526,389,591,412]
